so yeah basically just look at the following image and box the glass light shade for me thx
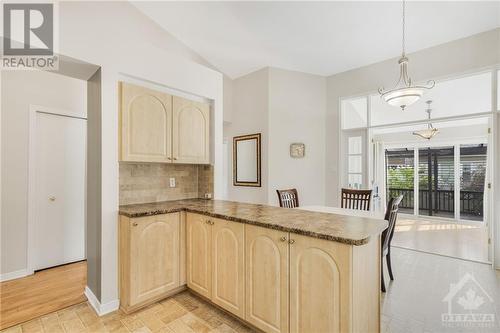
[413,128,439,140]
[382,87,425,110]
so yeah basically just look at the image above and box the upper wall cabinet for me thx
[173,96,210,164]
[119,82,210,164]
[120,82,173,162]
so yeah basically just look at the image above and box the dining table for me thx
[297,205,386,220]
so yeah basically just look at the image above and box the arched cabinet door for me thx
[186,213,212,298]
[289,234,351,333]
[120,82,172,162]
[245,225,289,333]
[129,213,180,306]
[172,96,210,164]
[211,219,245,318]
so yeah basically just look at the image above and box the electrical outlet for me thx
[169,178,176,188]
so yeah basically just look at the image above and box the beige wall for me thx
[1,70,87,276]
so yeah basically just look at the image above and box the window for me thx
[460,144,487,221]
[386,149,415,214]
[418,147,455,218]
[347,136,363,188]
[341,97,367,129]
[371,72,492,126]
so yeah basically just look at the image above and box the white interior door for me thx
[33,111,86,270]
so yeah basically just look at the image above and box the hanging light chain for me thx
[402,0,406,57]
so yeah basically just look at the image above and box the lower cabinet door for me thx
[129,213,180,306]
[289,233,350,333]
[211,218,245,318]
[245,225,289,333]
[186,213,212,298]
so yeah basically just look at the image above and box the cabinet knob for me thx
[173,157,178,160]
[133,222,138,227]
[288,239,295,244]
[167,157,172,160]
[48,196,56,202]
[279,236,287,242]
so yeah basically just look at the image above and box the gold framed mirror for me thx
[233,133,261,187]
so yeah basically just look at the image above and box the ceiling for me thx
[133,1,500,79]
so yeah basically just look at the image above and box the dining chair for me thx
[341,188,372,211]
[276,188,299,208]
[381,195,403,292]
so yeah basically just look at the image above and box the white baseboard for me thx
[84,286,120,316]
[0,268,33,282]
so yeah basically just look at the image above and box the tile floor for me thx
[2,247,499,333]
[392,217,489,263]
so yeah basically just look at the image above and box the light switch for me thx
[169,178,176,188]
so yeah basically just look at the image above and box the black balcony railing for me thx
[387,188,484,219]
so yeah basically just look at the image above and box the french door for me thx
[386,143,488,222]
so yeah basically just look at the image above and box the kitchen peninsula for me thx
[118,199,387,333]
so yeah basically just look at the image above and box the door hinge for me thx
[488,238,491,245]
[488,127,491,134]
[488,183,491,189]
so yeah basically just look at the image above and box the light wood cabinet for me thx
[120,212,380,332]
[119,82,210,164]
[245,225,289,333]
[186,213,212,299]
[212,218,245,318]
[119,82,172,162]
[119,213,180,312]
[172,96,210,164]
[289,233,350,333]
[186,214,246,318]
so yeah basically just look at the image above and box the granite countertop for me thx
[118,199,388,246]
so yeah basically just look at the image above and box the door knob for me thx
[48,196,56,202]
[279,236,287,242]
[288,239,295,244]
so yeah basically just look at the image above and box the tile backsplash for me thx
[119,163,213,205]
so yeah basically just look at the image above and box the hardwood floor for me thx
[392,217,489,263]
[0,261,87,330]
[2,249,499,333]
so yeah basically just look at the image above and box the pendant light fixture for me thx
[413,100,439,140]
[378,0,434,110]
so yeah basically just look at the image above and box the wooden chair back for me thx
[341,188,372,211]
[276,189,299,208]
[382,195,404,252]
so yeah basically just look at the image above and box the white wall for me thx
[326,29,500,207]
[225,67,327,206]
[1,70,87,277]
[326,28,500,268]
[226,68,269,204]
[268,68,326,206]
[55,1,223,305]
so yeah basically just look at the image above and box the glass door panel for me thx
[418,147,455,218]
[460,144,487,221]
[385,149,415,214]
